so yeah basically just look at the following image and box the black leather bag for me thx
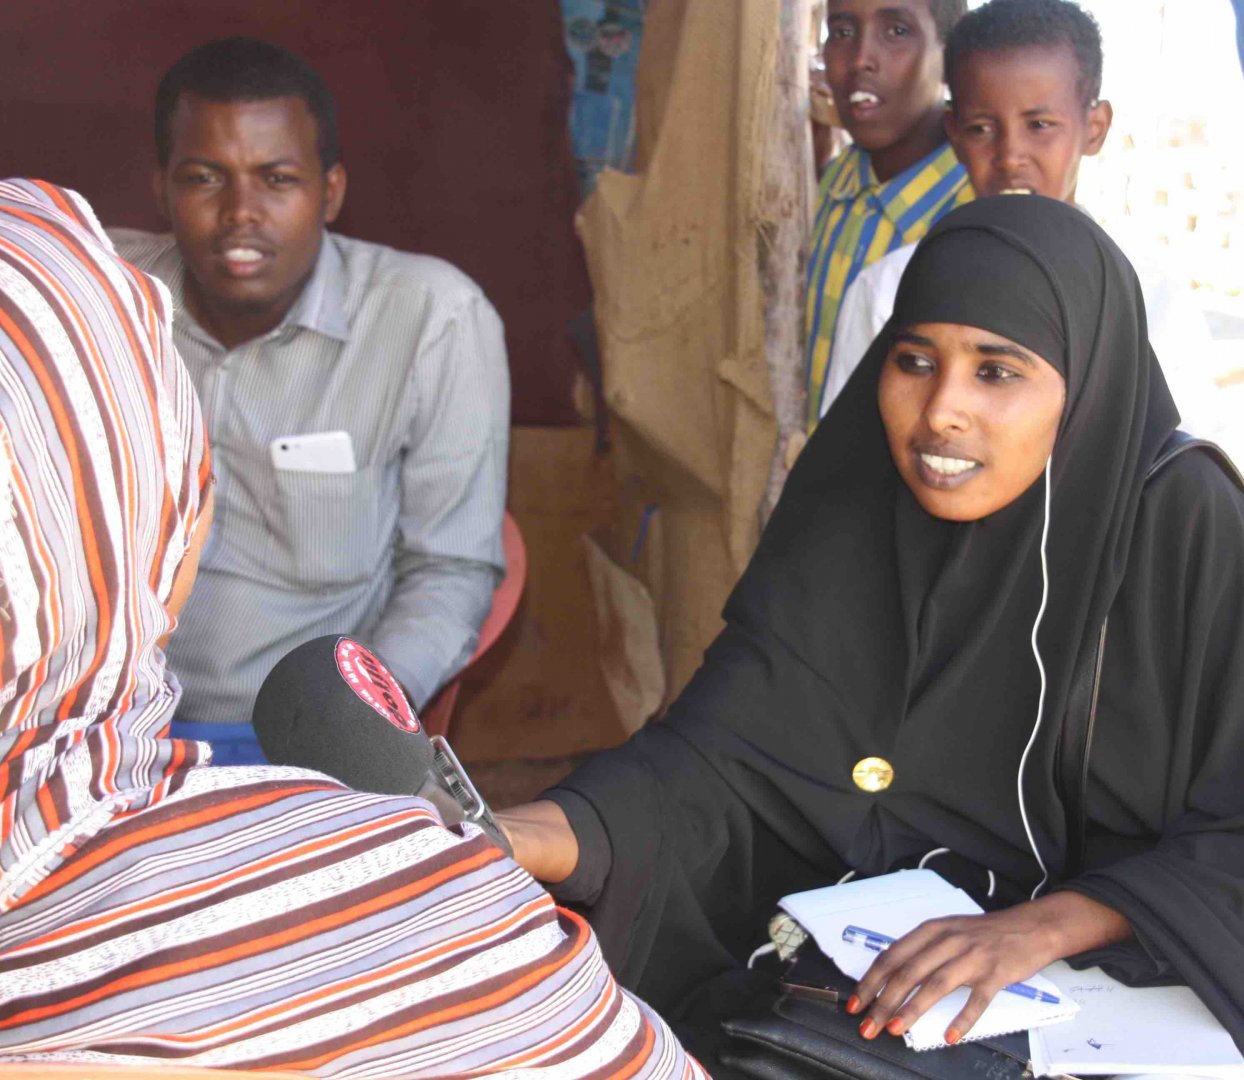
[721,947,1029,1080]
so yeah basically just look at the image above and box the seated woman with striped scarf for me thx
[0,178,704,1079]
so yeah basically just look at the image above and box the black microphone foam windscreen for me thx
[253,635,436,796]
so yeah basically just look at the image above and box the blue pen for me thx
[841,925,1061,1005]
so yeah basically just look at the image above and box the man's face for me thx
[823,0,946,171]
[946,45,1111,203]
[153,94,346,344]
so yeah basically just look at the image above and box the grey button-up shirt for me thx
[112,228,509,720]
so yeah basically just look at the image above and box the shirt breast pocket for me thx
[274,464,383,588]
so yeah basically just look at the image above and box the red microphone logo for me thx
[334,638,421,733]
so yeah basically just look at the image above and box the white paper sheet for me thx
[1028,961,1244,1077]
[780,870,1077,1051]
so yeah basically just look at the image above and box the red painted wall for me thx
[0,0,590,424]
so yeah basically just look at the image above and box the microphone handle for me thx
[418,736,512,856]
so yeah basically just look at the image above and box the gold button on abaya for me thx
[852,756,894,793]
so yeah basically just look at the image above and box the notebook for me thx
[779,870,1079,1052]
[1028,960,1244,1077]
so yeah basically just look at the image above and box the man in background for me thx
[113,37,509,760]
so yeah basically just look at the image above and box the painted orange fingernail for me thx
[845,995,861,1014]
[946,1028,962,1045]
[887,1018,905,1036]
[859,1020,878,1039]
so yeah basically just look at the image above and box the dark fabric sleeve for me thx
[551,619,843,1012]
[541,788,612,905]
[1059,454,1244,1050]
[552,720,754,1006]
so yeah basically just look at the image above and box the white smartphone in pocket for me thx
[269,431,356,473]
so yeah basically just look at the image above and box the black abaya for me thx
[549,196,1244,1049]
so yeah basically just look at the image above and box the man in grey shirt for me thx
[113,38,509,757]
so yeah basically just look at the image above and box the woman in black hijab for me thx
[498,196,1244,1049]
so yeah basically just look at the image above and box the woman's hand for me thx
[847,891,1132,1044]
[495,800,580,884]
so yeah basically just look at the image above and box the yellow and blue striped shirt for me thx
[805,141,972,430]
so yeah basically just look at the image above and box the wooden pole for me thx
[759,0,821,518]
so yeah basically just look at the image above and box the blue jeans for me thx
[171,719,268,766]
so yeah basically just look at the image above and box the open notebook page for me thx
[1029,960,1244,1077]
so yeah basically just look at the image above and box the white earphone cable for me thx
[1017,457,1054,899]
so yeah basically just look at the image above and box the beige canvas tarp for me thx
[577,0,813,707]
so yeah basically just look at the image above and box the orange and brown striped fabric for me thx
[0,181,704,1078]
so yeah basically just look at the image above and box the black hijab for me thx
[746,195,1180,886]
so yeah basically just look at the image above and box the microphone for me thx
[252,635,511,855]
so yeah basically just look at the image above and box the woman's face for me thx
[878,322,1065,521]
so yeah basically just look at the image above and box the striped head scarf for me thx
[0,179,211,910]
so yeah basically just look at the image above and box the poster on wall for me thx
[562,0,646,196]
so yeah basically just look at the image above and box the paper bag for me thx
[582,528,666,735]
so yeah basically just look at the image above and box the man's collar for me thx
[150,241,190,315]
[822,141,962,219]
[283,233,350,343]
[822,144,872,203]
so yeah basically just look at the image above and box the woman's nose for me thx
[923,376,973,434]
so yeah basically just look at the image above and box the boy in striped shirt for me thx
[806,0,971,430]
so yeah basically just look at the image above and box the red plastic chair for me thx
[420,511,527,738]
